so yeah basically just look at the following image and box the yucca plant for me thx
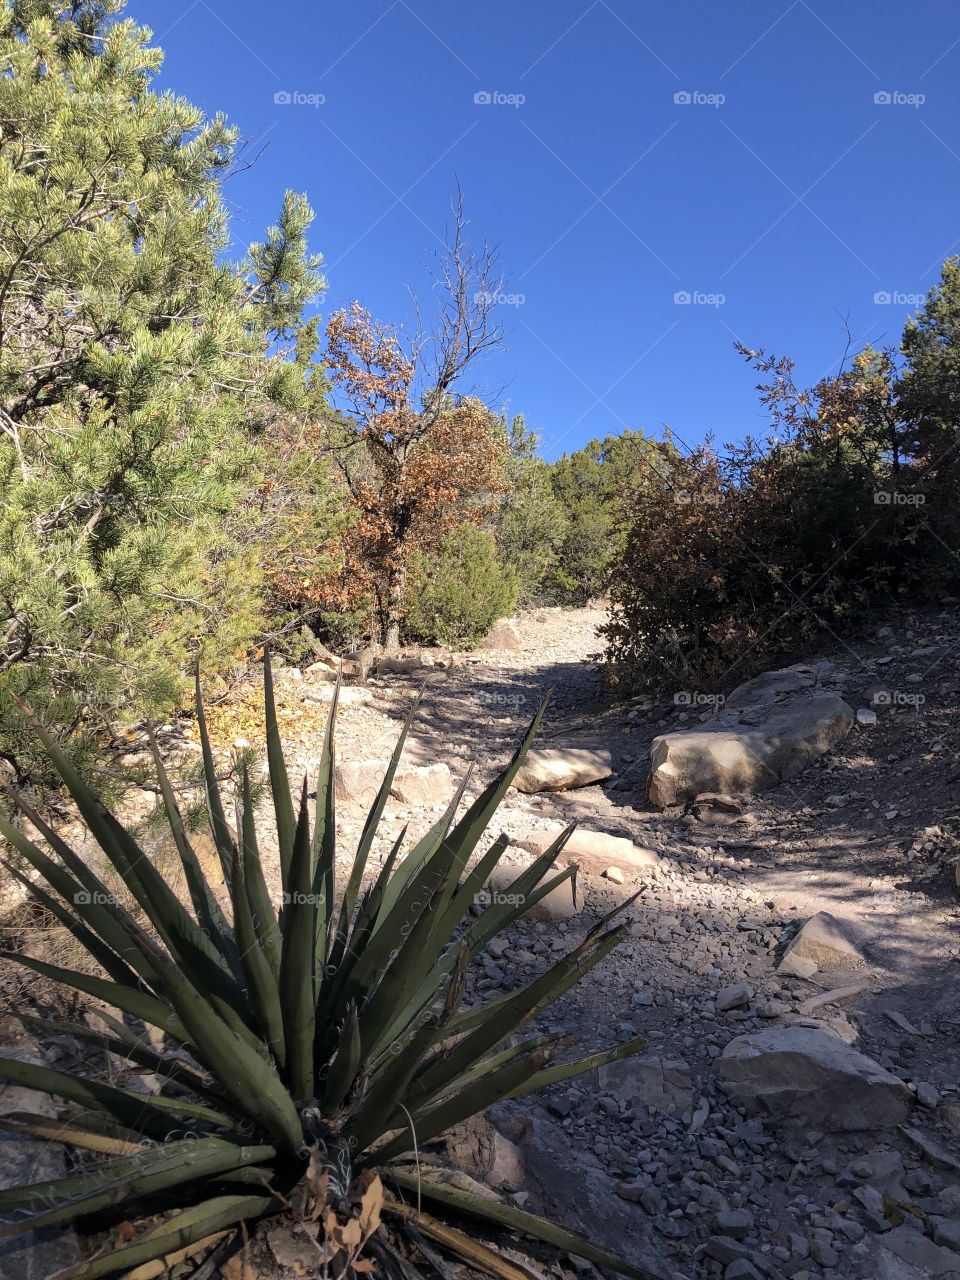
[0,660,657,1280]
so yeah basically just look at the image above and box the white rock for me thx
[512,827,657,874]
[390,763,454,807]
[513,747,613,794]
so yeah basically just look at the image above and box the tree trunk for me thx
[383,561,406,653]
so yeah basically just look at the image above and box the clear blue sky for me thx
[132,0,960,460]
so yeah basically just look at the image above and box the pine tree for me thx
[0,0,325,786]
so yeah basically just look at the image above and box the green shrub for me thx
[403,526,519,648]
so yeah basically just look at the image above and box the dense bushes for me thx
[605,275,960,691]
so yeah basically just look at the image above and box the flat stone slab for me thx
[717,1025,912,1130]
[513,746,613,794]
[511,827,658,875]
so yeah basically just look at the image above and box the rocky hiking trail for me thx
[324,604,960,1280]
[6,604,960,1279]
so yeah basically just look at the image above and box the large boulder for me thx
[513,746,613,794]
[512,827,658,875]
[716,1025,911,1130]
[482,619,522,652]
[647,666,853,808]
[334,760,383,807]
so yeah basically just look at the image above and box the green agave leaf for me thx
[328,692,421,976]
[369,1049,552,1165]
[239,766,281,979]
[0,950,183,1038]
[429,695,551,883]
[374,845,578,1054]
[346,1015,438,1154]
[13,702,261,1049]
[382,1172,671,1280]
[1,861,144,993]
[312,679,338,975]
[194,667,237,889]
[15,1013,220,1104]
[264,649,297,892]
[0,1058,228,1148]
[405,922,630,1106]
[320,1001,361,1116]
[397,1032,568,1116]
[49,1193,280,1280]
[372,766,472,928]
[501,1034,647,1101]
[0,1138,275,1236]
[278,779,317,1102]
[229,838,285,1067]
[364,833,515,1058]
[146,722,239,974]
[0,808,162,993]
[116,926,305,1153]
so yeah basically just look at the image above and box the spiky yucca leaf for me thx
[0,665,649,1279]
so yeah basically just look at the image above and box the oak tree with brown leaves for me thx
[324,197,508,649]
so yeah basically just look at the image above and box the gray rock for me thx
[716,982,752,1012]
[881,1224,960,1277]
[647,683,854,808]
[334,759,383,807]
[716,1025,912,1130]
[779,911,864,974]
[597,1055,693,1114]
